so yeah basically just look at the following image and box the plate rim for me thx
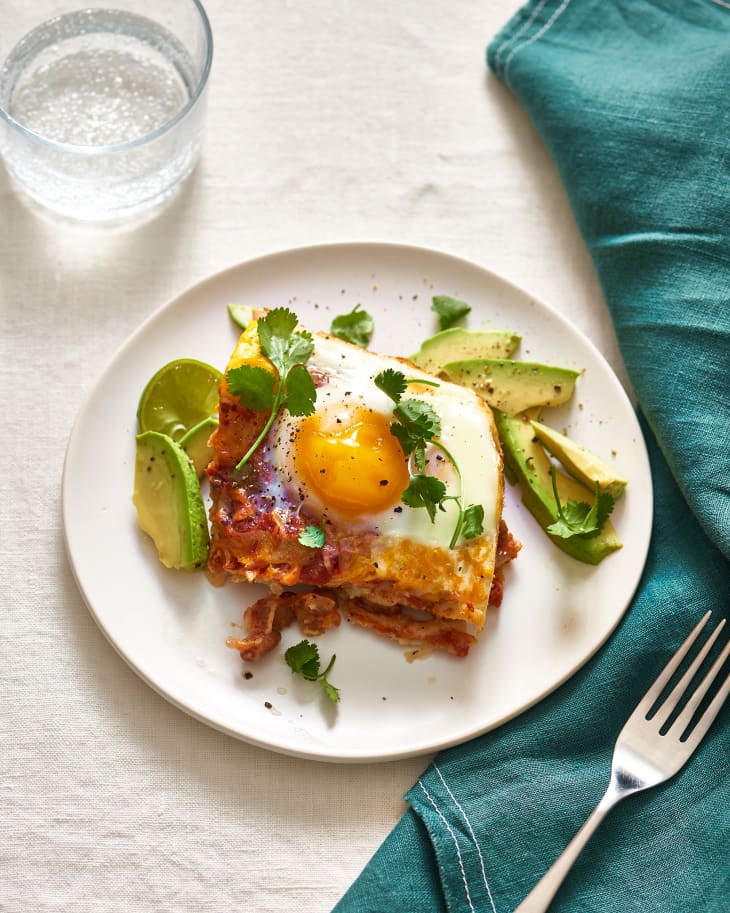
[62,240,653,762]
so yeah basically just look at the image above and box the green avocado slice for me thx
[227,303,255,330]
[133,430,210,570]
[410,328,521,374]
[179,415,219,479]
[494,411,622,565]
[441,358,580,415]
[531,420,628,499]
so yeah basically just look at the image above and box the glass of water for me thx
[0,0,212,223]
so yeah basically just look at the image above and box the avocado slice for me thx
[493,411,622,564]
[179,415,219,479]
[133,430,210,570]
[227,303,256,330]
[442,358,580,415]
[531,420,628,499]
[410,328,521,374]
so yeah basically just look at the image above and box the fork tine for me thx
[631,611,712,721]
[670,636,730,747]
[652,617,726,729]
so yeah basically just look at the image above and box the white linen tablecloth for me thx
[0,2,624,910]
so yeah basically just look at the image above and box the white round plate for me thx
[63,242,652,762]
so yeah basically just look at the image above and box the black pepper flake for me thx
[244,671,253,680]
[264,701,272,709]
[394,506,403,513]
[379,479,388,486]
[373,561,379,568]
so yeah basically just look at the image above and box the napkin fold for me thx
[334,2,729,912]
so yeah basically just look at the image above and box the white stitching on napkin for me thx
[417,779,476,913]
[711,0,730,9]
[493,0,549,77]
[432,764,499,913]
[504,0,574,88]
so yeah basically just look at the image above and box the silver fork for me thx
[514,611,730,913]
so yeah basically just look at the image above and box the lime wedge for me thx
[179,415,219,478]
[137,359,222,441]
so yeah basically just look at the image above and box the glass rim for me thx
[0,0,213,156]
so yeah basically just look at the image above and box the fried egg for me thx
[226,321,502,551]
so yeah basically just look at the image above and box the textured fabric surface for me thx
[1,3,626,912]
[334,2,730,912]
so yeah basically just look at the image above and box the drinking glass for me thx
[0,0,212,223]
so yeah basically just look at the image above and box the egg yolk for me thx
[296,405,410,516]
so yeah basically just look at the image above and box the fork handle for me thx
[512,784,623,913]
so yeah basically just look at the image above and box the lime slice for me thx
[137,359,222,441]
[179,415,219,478]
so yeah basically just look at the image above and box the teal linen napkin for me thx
[333,2,729,912]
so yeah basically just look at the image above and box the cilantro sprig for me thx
[374,369,484,548]
[546,466,615,539]
[431,295,471,330]
[330,304,374,347]
[284,639,340,702]
[226,308,316,469]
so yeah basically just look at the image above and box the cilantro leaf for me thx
[402,474,448,522]
[432,295,471,330]
[285,639,321,680]
[388,421,419,457]
[374,368,407,404]
[298,523,326,548]
[281,329,315,370]
[284,639,340,702]
[330,304,374,347]
[229,308,317,469]
[461,504,485,540]
[225,364,276,412]
[257,307,299,355]
[258,309,314,377]
[412,442,427,474]
[546,467,615,539]
[283,365,317,417]
[393,399,441,441]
